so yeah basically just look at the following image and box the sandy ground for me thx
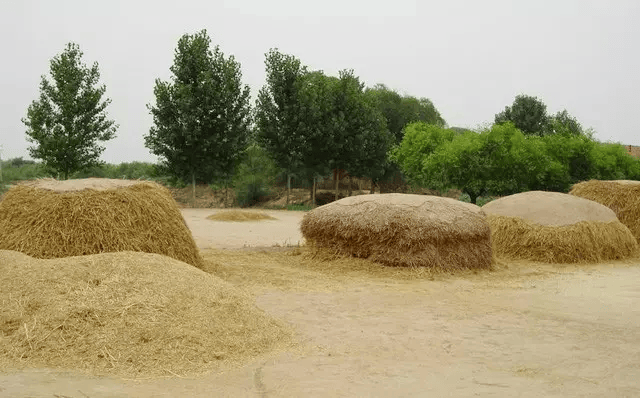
[181,209,306,249]
[1,209,640,397]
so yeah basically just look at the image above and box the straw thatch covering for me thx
[0,250,293,377]
[207,210,276,222]
[570,179,640,241]
[483,191,638,263]
[300,193,492,270]
[0,178,202,268]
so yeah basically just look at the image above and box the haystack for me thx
[570,179,640,241]
[0,178,202,268]
[0,250,293,377]
[300,193,492,270]
[207,210,276,222]
[482,191,638,263]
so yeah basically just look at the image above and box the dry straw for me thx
[207,210,276,222]
[0,250,294,378]
[570,179,640,241]
[300,193,493,270]
[0,178,203,268]
[483,191,638,263]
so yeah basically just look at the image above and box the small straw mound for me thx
[207,210,276,222]
[300,193,492,270]
[0,178,202,268]
[0,250,294,378]
[570,179,640,241]
[483,191,638,263]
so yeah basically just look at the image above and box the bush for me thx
[234,143,279,207]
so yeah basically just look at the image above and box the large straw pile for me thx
[300,193,492,270]
[0,250,293,377]
[570,179,640,241]
[483,191,638,263]
[0,178,202,268]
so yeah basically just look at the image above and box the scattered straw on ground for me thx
[0,250,294,378]
[207,210,277,222]
[300,194,493,270]
[570,180,640,240]
[0,178,203,268]
[483,191,638,263]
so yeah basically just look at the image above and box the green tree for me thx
[145,29,251,199]
[548,109,583,136]
[365,84,445,143]
[22,42,117,179]
[255,49,311,203]
[234,142,279,207]
[389,122,457,184]
[328,71,391,197]
[495,94,550,136]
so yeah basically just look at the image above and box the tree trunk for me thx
[192,172,196,206]
[312,177,316,206]
[334,169,339,201]
[348,175,353,196]
[369,180,376,194]
[286,174,291,206]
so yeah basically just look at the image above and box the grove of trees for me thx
[19,33,640,207]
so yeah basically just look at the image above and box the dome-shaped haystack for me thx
[0,250,293,377]
[483,191,638,263]
[570,180,640,241]
[0,178,202,267]
[300,193,492,270]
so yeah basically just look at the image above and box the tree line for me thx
[20,30,640,205]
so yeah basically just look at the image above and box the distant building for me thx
[627,145,640,159]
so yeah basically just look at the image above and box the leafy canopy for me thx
[22,42,117,179]
[145,29,251,185]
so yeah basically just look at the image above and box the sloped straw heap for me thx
[483,191,638,263]
[300,193,493,270]
[0,178,202,268]
[570,179,640,241]
[0,250,293,377]
[207,210,276,222]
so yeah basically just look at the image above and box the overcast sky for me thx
[1,0,638,163]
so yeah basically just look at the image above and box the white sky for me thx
[1,0,638,163]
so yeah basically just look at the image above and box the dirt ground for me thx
[1,209,639,397]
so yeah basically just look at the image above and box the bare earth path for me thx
[1,209,639,397]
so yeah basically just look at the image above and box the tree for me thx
[365,84,445,143]
[495,94,550,136]
[145,29,251,200]
[548,109,583,136]
[393,123,565,203]
[255,49,310,204]
[328,70,391,198]
[389,122,457,185]
[22,43,117,179]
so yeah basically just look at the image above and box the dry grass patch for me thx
[570,179,640,241]
[207,210,277,222]
[300,193,492,270]
[0,250,294,378]
[483,191,638,263]
[0,178,202,268]
[201,246,487,292]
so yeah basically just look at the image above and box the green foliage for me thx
[255,49,309,177]
[495,94,550,136]
[145,29,252,186]
[365,84,446,143]
[394,123,565,203]
[22,42,118,179]
[389,122,457,185]
[548,109,583,136]
[0,158,49,183]
[234,143,279,207]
